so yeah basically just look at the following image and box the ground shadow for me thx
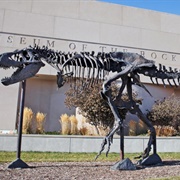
[27,160,180,170]
[135,160,180,170]
[162,160,180,166]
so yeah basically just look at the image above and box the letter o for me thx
[69,43,76,50]
[151,52,157,59]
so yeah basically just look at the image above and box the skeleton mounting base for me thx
[1,46,178,166]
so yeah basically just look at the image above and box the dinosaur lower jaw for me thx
[1,78,11,86]
[1,63,44,86]
[1,66,23,85]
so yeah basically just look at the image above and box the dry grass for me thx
[60,114,71,135]
[22,107,34,134]
[129,120,137,136]
[35,112,46,134]
[98,126,109,136]
[79,126,89,135]
[153,125,177,136]
[129,119,148,136]
[69,115,78,135]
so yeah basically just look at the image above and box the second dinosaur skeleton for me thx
[0,45,179,163]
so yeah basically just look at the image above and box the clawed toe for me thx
[95,134,113,160]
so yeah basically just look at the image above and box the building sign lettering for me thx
[0,32,179,67]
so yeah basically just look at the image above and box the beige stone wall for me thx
[1,1,180,51]
[25,77,75,132]
[0,0,180,131]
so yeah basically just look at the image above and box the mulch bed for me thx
[0,160,180,180]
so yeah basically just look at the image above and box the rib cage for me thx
[35,46,112,87]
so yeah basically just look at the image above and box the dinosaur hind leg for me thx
[96,68,132,159]
[133,105,156,159]
[125,77,156,159]
[96,77,129,159]
[125,76,162,165]
[134,105,163,166]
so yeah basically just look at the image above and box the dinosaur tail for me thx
[139,64,180,87]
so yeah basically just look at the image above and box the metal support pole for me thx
[111,120,136,170]
[17,80,26,159]
[153,134,157,154]
[8,80,29,169]
[120,123,124,160]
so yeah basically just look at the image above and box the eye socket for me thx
[34,55,39,60]
[22,50,30,60]
[22,50,27,56]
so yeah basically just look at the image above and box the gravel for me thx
[0,160,180,180]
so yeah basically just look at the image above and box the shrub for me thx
[65,81,136,130]
[65,82,115,132]
[147,94,180,132]
[65,81,142,134]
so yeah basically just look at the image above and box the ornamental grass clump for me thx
[79,126,89,135]
[35,112,46,134]
[137,119,148,135]
[129,119,148,136]
[60,114,71,135]
[22,107,34,134]
[153,125,177,136]
[128,120,137,136]
[69,115,78,135]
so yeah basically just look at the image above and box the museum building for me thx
[0,0,180,133]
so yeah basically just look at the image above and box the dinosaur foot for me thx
[95,134,113,160]
[137,154,163,166]
[134,146,151,160]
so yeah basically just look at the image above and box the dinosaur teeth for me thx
[172,78,178,87]
[155,78,159,85]
[162,79,166,88]
[1,76,10,82]
[0,65,9,70]
[167,79,173,87]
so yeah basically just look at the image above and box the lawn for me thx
[0,151,179,162]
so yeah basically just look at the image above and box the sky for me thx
[99,0,180,15]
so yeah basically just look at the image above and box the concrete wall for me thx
[0,0,180,131]
[0,134,179,153]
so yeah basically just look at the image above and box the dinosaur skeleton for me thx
[0,45,179,163]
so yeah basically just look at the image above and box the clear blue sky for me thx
[99,0,180,15]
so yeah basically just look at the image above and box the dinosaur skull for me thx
[0,48,45,86]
